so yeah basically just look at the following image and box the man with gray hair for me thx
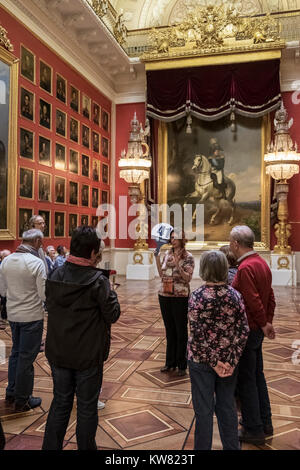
[0,229,46,412]
[29,215,48,274]
[229,225,276,446]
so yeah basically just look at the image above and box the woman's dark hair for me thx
[170,228,187,259]
[70,226,100,259]
[219,245,237,268]
[56,245,65,256]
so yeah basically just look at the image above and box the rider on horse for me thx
[208,138,227,200]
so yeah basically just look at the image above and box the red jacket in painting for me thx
[232,253,276,331]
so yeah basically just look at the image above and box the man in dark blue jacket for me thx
[42,226,120,450]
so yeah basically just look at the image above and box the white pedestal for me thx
[126,250,156,280]
[270,253,297,287]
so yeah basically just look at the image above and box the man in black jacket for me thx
[42,226,120,450]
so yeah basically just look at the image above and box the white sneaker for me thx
[97,400,105,410]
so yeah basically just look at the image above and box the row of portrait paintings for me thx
[19,167,109,205]
[20,45,110,130]
[20,136,109,178]
[19,208,104,239]
[20,93,110,155]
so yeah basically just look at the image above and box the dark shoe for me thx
[264,424,274,437]
[238,428,265,445]
[160,366,176,373]
[177,369,187,377]
[5,394,15,404]
[15,396,42,412]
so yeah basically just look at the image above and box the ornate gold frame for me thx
[0,46,18,240]
[157,117,271,251]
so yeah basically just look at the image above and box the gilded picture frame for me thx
[0,45,18,239]
[157,117,271,250]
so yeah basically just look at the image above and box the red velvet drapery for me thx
[146,60,281,121]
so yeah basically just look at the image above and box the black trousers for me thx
[0,419,5,450]
[42,363,103,450]
[237,330,272,434]
[158,295,188,370]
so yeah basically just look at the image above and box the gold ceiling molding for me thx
[141,4,285,66]
[0,24,14,52]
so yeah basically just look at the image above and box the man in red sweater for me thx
[230,225,276,446]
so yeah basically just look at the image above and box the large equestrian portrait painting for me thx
[165,115,268,244]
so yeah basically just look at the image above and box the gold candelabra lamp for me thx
[264,103,300,254]
[118,113,152,250]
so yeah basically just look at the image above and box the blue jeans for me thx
[188,360,240,450]
[6,320,43,404]
[237,330,272,434]
[42,364,103,450]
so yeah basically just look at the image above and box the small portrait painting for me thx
[20,88,34,121]
[91,188,99,209]
[54,211,65,238]
[39,60,52,94]
[20,128,34,160]
[38,172,51,202]
[38,210,50,238]
[55,143,66,170]
[19,168,33,199]
[82,94,91,120]
[69,181,78,205]
[92,131,99,153]
[91,216,98,229]
[102,163,109,184]
[20,45,35,83]
[80,214,89,226]
[92,159,99,182]
[39,136,51,166]
[40,99,51,129]
[92,103,100,126]
[69,149,79,174]
[81,154,90,178]
[19,208,33,238]
[101,190,108,204]
[56,74,66,103]
[69,213,78,237]
[82,125,90,149]
[81,184,89,207]
[102,136,109,158]
[56,109,66,137]
[55,176,66,204]
[70,117,79,143]
[70,85,79,113]
[102,110,109,132]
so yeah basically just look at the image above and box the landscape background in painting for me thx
[167,116,262,242]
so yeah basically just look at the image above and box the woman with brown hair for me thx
[155,228,194,376]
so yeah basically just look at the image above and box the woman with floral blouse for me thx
[155,229,194,377]
[188,250,249,450]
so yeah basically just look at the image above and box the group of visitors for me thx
[0,220,276,451]
[0,217,120,450]
[155,225,276,450]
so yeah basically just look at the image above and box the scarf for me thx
[15,243,40,259]
[67,254,94,267]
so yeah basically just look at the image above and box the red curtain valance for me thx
[146,59,281,121]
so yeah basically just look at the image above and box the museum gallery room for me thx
[0,0,300,453]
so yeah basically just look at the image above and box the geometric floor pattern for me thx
[0,279,300,450]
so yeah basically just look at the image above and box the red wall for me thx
[0,7,111,252]
[115,103,146,248]
[282,91,300,251]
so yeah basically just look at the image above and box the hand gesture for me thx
[213,361,234,378]
[262,322,276,340]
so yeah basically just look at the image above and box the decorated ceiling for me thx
[111,0,300,30]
